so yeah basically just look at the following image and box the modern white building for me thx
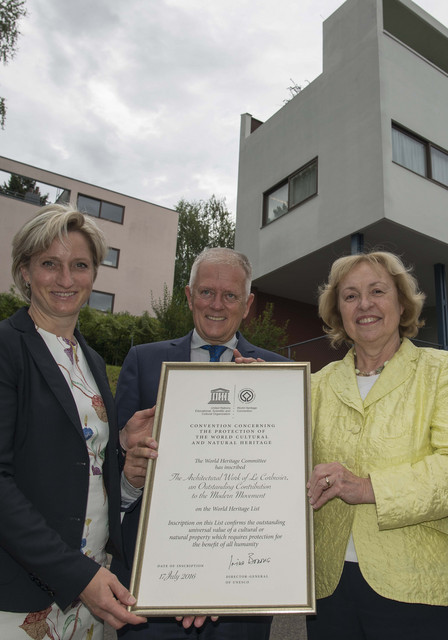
[236,0,448,363]
[0,156,178,316]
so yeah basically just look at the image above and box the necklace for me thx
[355,361,388,377]
[353,348,389,377]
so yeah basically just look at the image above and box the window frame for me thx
[263,158,318,227]
[77,193,125,224]
[101,247,120,269]
[89,290,115,313]
[391,122,448,190]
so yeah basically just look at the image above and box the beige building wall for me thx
[0,156,178,316]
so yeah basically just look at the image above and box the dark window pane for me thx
[265,183,288,223]
[102,248,119,268]
[290,162,317,207]
[101,201,124,223]
[431,147,448,187]
[78,194,100,217]
[392,127,426,176]
[89,291,114,312]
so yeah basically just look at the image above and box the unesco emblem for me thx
[208,388,231,405]
[238,388,255,404]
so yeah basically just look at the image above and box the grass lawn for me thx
[106,364,121,396]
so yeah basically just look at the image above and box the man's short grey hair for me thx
[189,247,252,299]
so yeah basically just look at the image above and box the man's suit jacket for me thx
[112,331,289,586]
[0,307,122,612]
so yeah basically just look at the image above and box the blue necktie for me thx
[201,344,227,362]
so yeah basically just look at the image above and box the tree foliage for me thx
[174,195,235,291]
[0,0,27,128]
[151,285,193,342]
[0,288,25,320]
[242,303,289,355]
[0,290,159,366]
[78,306,159,366]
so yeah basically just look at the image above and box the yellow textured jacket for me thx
[311,338,448,605]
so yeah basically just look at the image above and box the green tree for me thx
[0,288,25,321]
[242,302,289,354]
[151,285,193,342]
[0,0,27,128]
[78,306,158,366]
[174,195,235,292]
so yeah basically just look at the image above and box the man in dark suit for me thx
[113,247,289,639]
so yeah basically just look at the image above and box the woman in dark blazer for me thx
[0,204,155,639]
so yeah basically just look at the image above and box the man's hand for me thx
[79,567,146,629]
[121,407,158,489]
[176,615,219,629]
[123,436,158,488]
[233,348,265,364]
[120,407,156,452]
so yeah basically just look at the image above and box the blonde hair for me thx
[12,203,107,302]
[318,251,426,347]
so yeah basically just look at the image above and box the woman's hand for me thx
[307,462,375,510]
[79,567,146,629]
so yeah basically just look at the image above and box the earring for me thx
[25,282,30,289]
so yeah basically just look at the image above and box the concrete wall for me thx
[236,0,386,281]
[379,3,448,243]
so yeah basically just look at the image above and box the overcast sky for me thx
[1,0,447,214]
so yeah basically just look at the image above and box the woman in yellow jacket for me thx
[307,251,448,640]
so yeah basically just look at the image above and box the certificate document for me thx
[130,362,315,616]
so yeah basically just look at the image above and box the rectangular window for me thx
[0,170,70,206]
[89,290,114,313]
[77,194,124,224]
[265,183,288,223]
[290,162,318,208]
[392,127,426,176]
[263,159,317,226]
[431,147,448,188]
[102,247,120,268]
[78,194,100,217]
[392,123,448,190]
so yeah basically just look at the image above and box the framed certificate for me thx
[129,362,315,616]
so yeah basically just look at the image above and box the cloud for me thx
[1,0,447,214]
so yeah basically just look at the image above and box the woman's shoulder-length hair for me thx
[318,251,426,348]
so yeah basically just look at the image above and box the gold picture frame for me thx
[129,362,315,616]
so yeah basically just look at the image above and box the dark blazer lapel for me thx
[11,308,85,439]
[234,332,257,359]
[23,330,84,437]
[168,331,194,362]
